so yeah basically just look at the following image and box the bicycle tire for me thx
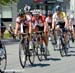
[19,41,27,68]
[36,44,42,61]
[59,38,65,57]
[0,43,7,71]
[29,47,35,65]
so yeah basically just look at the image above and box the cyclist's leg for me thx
[63,27,69,48]
[48,23,52,40]
[21,25,29,44]
[43,31,48,47]
[24,26,31,49]
[70,26,74,42]
[0,41,2,48]
[36,26,43,45]
[40,26,48,49]
[73,25,75,40]
[54,24,60,44]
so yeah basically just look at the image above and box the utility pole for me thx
[44,0,48,16]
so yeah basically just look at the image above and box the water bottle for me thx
[29,41,33,49]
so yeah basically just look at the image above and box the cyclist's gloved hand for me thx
[65,27,69,30]
[13,34,17,40]
[50,28,53,31]
[64,27,69,32]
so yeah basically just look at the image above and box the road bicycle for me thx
[34,31,48,61]
[58,28,69,57]
[19,33,35,68]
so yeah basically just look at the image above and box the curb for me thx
[1,39,20,45]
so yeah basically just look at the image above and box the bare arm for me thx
[15,23,20,35]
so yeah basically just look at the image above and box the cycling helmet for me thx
[70,14,74,19]
[18,9,25,16]
[48,10,52,16]
[55,5,62,11]
[32,9,40,15]
[24,5,31,13]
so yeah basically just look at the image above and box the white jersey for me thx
[16,15,31,23]
[53,12,65,24]
[32,19,44,29]
[16,15,31,33]
[16,17,20,23]
[46,17,52,23]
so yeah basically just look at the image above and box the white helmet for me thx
[32,9,40,15]
[24,5,31,13]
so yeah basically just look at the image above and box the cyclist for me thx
[69,15,75,41]
[46,10,52,29]
[15,8,32,35]
[32,10,48,51]
[8,24,15,39]
[46,10,52,40]
[52,5,69,49]
[15,8,32,48]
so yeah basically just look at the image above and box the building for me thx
[0,3,17,26]
[0,0,70,26]
[70,0,75,14]
[17,0,70,12]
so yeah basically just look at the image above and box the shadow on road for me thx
[69,46,75,49]
[67,49,75,56]
[45,57,61,61]
[65,54,75,57]
[28,63,50,68]
[69,50,75,53]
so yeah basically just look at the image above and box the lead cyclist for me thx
[31,9,49,53]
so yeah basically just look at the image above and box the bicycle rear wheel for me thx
[0,43,7,71]
[19,42,27,68]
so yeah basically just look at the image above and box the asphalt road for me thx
[3,40,75,73]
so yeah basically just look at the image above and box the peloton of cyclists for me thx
[14,4,73,55]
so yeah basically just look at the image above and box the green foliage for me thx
[0,0,18,5]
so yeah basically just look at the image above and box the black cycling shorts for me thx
[0,41,2,48]
[48,22,52,28]
[73,25,75,28]
[36,25,44,31]
[57,22,65,28]
[57,22,68,32]
[23,25,29,33]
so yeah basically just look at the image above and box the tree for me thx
[0,0,18,5]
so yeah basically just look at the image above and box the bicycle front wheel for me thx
[29,45,35,65]
[36,44,43,61]
[19,43,27,68]
[43,47,48,60]
[59,38,65,57]
[0,43,7,71]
